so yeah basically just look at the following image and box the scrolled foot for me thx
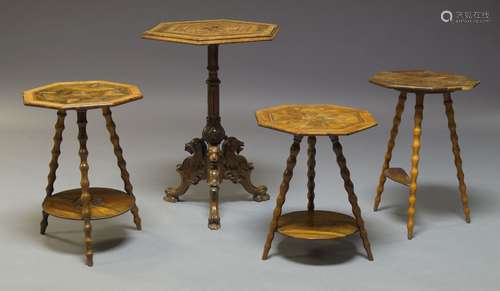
[208,217,221,230]
[253,190,270,202]
[164,191,181,203]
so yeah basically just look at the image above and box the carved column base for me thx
[164,136,268,229]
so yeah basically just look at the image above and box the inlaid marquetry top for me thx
[23,80,143,110]
[142,19,279,45]
[255,104,377,136]
[369,70,479,93]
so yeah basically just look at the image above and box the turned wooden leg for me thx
[407,93,424,240]
[443,93,471,223]
[262,135,302,260]
[307,136,316,211]
[330,135,374,261]
[77,110,93,267]
[41,110,66,235]
[207,145,221,230]
[102,107,142,230]
[374,92,407,211]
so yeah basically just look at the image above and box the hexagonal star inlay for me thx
[23,81,143,110]
[142,19,279,45]
[255,104,377,136]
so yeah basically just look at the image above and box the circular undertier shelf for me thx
[277,210,359,240]
[42,187,134,220]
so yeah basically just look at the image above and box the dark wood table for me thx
[143,19,279,230]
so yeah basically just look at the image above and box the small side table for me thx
[256,104,376,261]
[143,19,279,230]
[23,80,143,266]
[370,70,480,239]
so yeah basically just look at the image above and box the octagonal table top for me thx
[142,19,279,45]
[255,104,377,136]
[23,80,142,110]
[369,70,479,93]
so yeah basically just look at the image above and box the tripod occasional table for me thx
[370,70,480,239]
[257,104,376,261]
[24,80,143,266]
[143,19,278,230]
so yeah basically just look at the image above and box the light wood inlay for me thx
[42,187,134,220]
[256,104,377,136]
[369,70,479,93]
[23,81,142,110]
[142,19,279,45]
[277,211,358,240]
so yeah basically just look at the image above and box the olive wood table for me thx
[23,80,143,266]
[143,19,279,230]
[256,104,376,261]
[370,69,480,239]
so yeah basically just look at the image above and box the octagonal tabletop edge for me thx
[369,69,480,93]
[255,103,378,136]
[142,19,279,45]
[23,80,143,110]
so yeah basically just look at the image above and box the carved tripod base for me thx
[165,136,269,230]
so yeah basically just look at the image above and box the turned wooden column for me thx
[203,44,226,146]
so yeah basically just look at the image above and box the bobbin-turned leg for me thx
[102,107,142,230]
[307,136,316,211]
[374,92,407,211]
[77,110,93,267]
[330,135,373,261]
[407,93,424,240]
[41,110,66,235]
[262,135,302,260]
[443,93,471,223]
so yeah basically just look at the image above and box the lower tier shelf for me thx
[42,187,134,220]
[384,167,410,186]
[277,210,358,240]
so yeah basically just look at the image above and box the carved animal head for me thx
[185,138,207,156]
[223,137,244,154]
